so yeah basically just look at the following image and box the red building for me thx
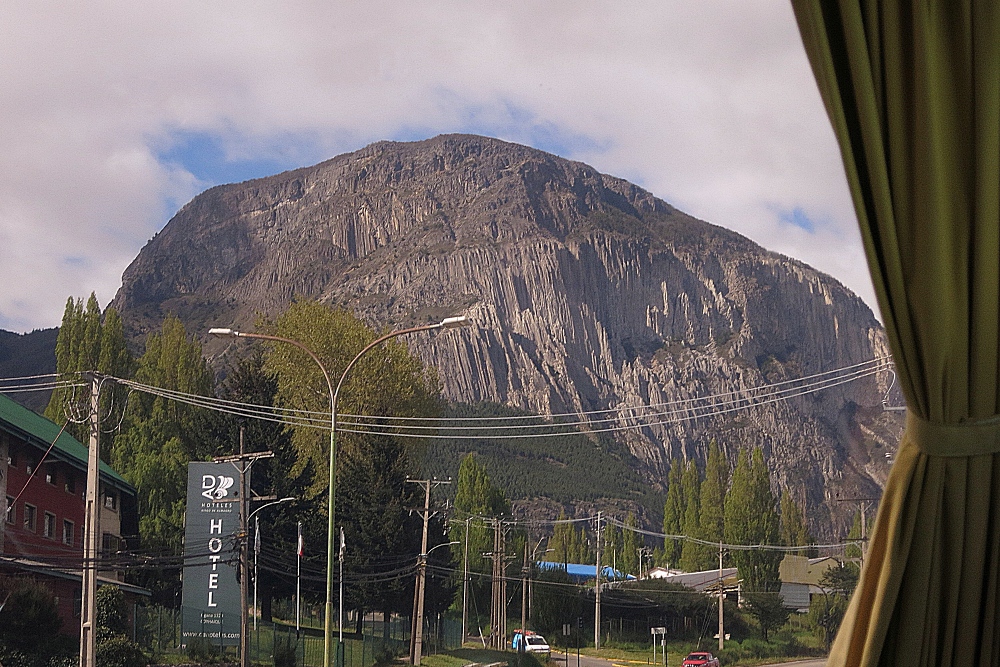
[0,393,144,635]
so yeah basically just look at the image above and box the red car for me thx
[681,652,720,667]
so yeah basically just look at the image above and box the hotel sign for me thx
[180,462,241,646]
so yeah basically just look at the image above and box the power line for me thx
[92,355,892,440]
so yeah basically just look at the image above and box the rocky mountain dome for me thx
[111,134,901,539]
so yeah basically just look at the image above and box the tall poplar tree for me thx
[620,512,641,576]
[548,512,592,565]
[779,489,812,555]
[46,294,134,449]
[723,448,781,592]
[662,458,685,566]
[679,460,702,571]
[603,521,623,575]
[695,441,728,571]
[450,454,508,630]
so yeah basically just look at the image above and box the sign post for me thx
[181,463,242,647]
[651,627,667,667]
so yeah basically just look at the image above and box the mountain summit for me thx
[112,134,899,537]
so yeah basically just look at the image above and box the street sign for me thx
[651,627,667,635]
[563,624,571,636]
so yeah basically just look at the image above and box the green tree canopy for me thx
[779,489,812,555]
[662,457,685,566]
[113,315,214,568]
[678,459,702,571]
[723,448,781,592]
[262,300,440,501]
[695,441,728,570]
[619,512,640,576]
[46,294,134,448]
[258,301,443,619]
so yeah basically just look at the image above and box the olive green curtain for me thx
[791,2,1000,666]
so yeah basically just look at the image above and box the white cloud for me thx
[0,0,877,332]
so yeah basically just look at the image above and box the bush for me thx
[739,637,770,659]
[0,577,63,653]
[185,636,219,664]
[96,635,147,667]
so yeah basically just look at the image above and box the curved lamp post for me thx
[248,497,294,632]
[210,315,470,667]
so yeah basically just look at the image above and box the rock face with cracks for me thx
[112,134,901,539]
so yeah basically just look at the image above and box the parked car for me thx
[511,630,550,658]
[681,652,720,667]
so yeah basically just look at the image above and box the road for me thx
[548,652,825,667]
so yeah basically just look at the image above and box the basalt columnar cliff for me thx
[110,134,901,538]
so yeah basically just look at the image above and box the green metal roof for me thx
[0,393,132,491]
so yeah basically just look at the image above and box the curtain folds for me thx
[791,1,1000,665]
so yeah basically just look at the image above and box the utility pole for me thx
[521,540,528,636]
[718,541,724,653]
[408,477,451,666]
[212,444,274,667]
[461,516,470,646]
[239,430,249,667]
[836,494,877,570]
[79,374,101,667]
[594,511,602,650]
[487,518,510,651]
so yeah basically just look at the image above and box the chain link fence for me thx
[133,605,462,667]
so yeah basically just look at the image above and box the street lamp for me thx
[210,314,471,667]
[248,498,294,633]
[415,540,459,664]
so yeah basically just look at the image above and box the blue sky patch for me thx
[777,206,817,233]
[156,129,327,187]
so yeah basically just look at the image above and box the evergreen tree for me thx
[678,459,702,571]
[662,457,685,566]
[723,448,781,592]
[198,351,301,621]
[696,441,728,570]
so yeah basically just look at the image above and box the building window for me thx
[23,504,36,532]
[5,496,13,524]
[63,519,74,546]
[101,533,121,556]
[45,471,55,485]
[65,474,76,494]
[104,492,117,511]
[43,512,56,539]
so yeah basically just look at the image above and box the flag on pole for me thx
[254,517,260,557]
[297,522,304,556]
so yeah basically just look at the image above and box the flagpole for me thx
[254,517,260,631]
[297,521,303,636]
[339,527,345,645]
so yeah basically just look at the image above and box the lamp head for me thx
[439,315,471,329]
[209,327,237,337]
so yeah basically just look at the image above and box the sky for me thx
[0,1,877,334]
